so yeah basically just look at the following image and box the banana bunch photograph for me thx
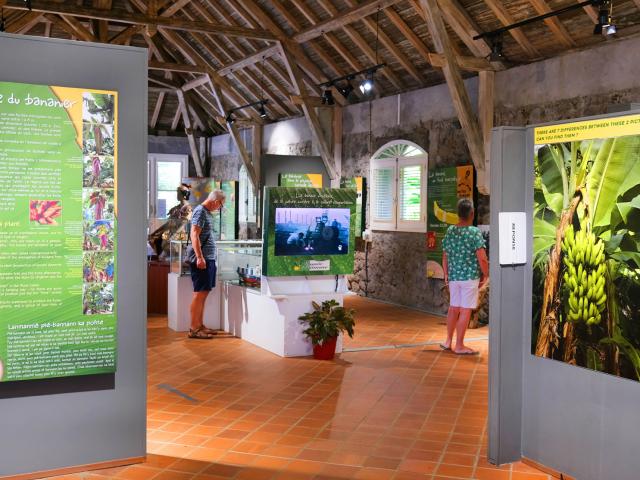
[532,134,640,381]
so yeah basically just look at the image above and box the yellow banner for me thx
[535,114,640,144]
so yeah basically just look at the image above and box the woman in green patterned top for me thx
[441,198,488,355]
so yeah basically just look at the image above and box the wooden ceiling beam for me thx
[430,53,494,72]
[207,0,306,111]
[159,0,191,18]
[249,63,301,114]
[430,0,505,71]
[234,0,342,103]
[292,0,404,44]
[278,40,339,181]
[578,0,599,24]
[527,0,576,48]
[2,0,277,40]
[181,75,211,92]
[91,0,111,42]
[157,28,263,122]
[4,11,43,34]
[273,0,362,91]
[176,89,204,176]
[232,69,292,118]
[314,0,402,91]
[150,91,166,129]
[109,24,145,45]
[209,78,259,188]
[60,13,98,42]
[186,1,298,114]
[354,9,424,83]
[148,61,209,74]
[419,0,486,184]
[217,46,279,76]
[481,0,540,58]
[143,28,235,130]
[171,106,182,131]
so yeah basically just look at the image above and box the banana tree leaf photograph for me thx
[532,125,640,382]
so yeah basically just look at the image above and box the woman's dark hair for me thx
[457,198,474,220]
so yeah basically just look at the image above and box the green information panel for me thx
[0,81,118,382]
[340,177,366,237]
[262,187,356,276]
[426,166,473,279]
[279,173,323,188]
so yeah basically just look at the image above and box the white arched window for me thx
[370,141,427,232]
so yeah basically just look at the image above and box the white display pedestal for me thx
[167,272,221,332]
[222,276,347,357]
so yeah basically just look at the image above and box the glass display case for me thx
[170,239,262,287]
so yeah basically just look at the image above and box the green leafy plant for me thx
[299,300,355,346]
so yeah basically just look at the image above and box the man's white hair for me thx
[207,189,226,201]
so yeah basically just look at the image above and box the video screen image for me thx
[274,208,350,256]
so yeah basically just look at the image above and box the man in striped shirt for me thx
[189,189,225,339]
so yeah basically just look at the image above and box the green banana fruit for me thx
[560,225,608,325]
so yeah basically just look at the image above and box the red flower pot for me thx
[313,336,338,360]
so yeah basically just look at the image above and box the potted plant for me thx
[299,300,355,360]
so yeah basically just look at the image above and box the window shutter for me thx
[370,159,397,230]
[397,158,427,232]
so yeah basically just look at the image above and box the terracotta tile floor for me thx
[53,296,549,480]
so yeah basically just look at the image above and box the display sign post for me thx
[0,81,118,382]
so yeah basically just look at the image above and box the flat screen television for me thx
[274,208,350,256]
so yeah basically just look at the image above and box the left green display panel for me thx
[0,81,118,382]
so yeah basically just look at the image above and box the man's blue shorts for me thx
[190,259,216,292]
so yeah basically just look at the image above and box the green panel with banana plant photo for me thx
[532,115,640,382]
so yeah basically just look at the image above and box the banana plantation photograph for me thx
[532,133,640,381]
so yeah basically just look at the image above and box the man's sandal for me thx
[200,327,220,335]
[188,326,214,339]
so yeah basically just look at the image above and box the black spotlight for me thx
[489,37,504,62]
[339,80,354,99]
[226,112,235,124]
[258,102,267,118]
[321,89,335,105]
[594,1,614,35]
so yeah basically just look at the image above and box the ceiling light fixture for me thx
[318,65,385,98]
[225,99,270,125]
[475,0,609,42]
[359,75,374,94]
[594,1,616,36]
[488,36,505,62]
[338,77,355,99]
[321,89,335,105]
